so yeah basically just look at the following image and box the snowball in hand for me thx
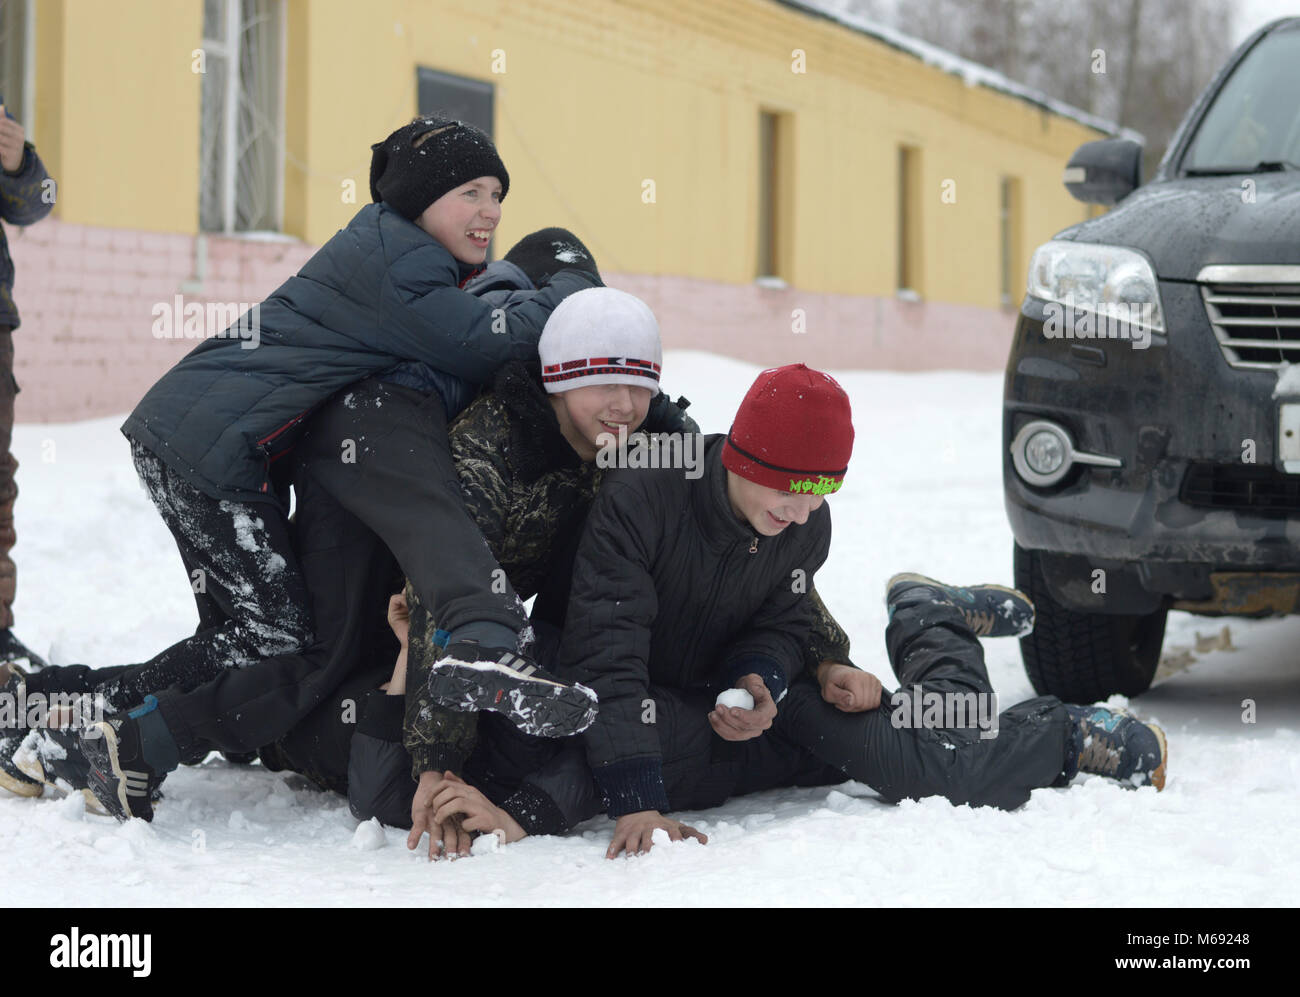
[715,688,755,711]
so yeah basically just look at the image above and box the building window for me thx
[897,145,922,297]
[415,68,496,255]
[0,0,31,128]
[200,0,284,233]
[758,109,792,282]
[416,67,495,135]
[1000,176,1022,307]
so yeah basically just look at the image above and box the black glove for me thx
[643,392,700,435]
[504,227,601,286]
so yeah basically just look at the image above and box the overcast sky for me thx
[1234,0,1296,41]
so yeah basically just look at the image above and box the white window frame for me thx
[200,0,285,234]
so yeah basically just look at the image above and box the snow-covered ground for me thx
[4,352,1297,906]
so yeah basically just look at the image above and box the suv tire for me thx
[1013,543,1167,702]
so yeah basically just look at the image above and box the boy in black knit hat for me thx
[7,118,604,816]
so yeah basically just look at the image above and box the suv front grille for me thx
[1182,462,1300,514]
[1200,269,1300,370]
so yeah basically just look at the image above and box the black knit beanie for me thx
[369,115,510,221]
[504,227,600,286]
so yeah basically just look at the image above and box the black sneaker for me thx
[886,572,1035,637]
[0,663,42,798]
[426,641,598,738]
[81,697,170,822]
[1063,704,1168,790]
[13,727,111,815]
[0,729,41,798]
[0,629,48,671]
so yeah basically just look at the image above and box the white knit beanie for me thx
[539,287,662,395]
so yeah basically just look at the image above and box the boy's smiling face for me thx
[551,383,654,461]
[415,176,503,264]
[726,472,826,536]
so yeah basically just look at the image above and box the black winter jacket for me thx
[559,434,832,816]
[121,203,598,507]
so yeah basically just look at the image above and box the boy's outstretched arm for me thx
[377,243,600,384]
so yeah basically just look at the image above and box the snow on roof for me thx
[778,0,1147,145]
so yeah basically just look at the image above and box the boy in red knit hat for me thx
[420,363,1169,858]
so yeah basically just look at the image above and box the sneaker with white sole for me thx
[0,663,42,798]
[13,727,111,814]
[81,696,172,822]
[886,572,1036,638]
[426,641,598,738]
[1063,704,1168,790]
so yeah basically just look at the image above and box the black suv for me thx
[1003,17,1300,702]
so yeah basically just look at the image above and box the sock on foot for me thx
[127,696,181,774]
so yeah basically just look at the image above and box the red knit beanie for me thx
[721,364,854,495]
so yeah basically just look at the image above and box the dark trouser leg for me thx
[295,379,527,642]
[153,451,402,759]
[92,443,314,712]
[778,600,1071,811]
[23,664,131,697]
[259,663,395,796]
[0,327,15,629]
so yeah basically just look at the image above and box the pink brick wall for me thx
[6,218,317,424]
[5,218,1015,424]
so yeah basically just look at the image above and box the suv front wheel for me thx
[1013,544,1167,703]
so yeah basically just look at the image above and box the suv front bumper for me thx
[1004,284,1300,615]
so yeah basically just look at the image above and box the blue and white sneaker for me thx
[886,572,1035,637]
[1063,704,1168,790]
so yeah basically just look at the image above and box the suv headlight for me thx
[1027,240,1165,334]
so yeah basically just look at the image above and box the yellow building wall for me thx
[35,0,201,233]
[41,0,1103,308]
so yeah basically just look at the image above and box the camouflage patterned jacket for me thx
[0,129,54,330]
[403,364,857,775]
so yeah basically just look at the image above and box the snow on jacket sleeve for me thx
[716,512,833,701]
[0,142,53,226]
[559,478,671,817]
[377,244,600,384]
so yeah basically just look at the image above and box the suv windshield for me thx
[1182,22,1300,174]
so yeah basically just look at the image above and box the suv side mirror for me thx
[1062,139,1143,205]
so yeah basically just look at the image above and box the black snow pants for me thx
[265,599,1076,830]
[505,598,1074,827]
[778,597,1073,810]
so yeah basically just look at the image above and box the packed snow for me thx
[4,351,1297,906]
[716,688,756,711]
